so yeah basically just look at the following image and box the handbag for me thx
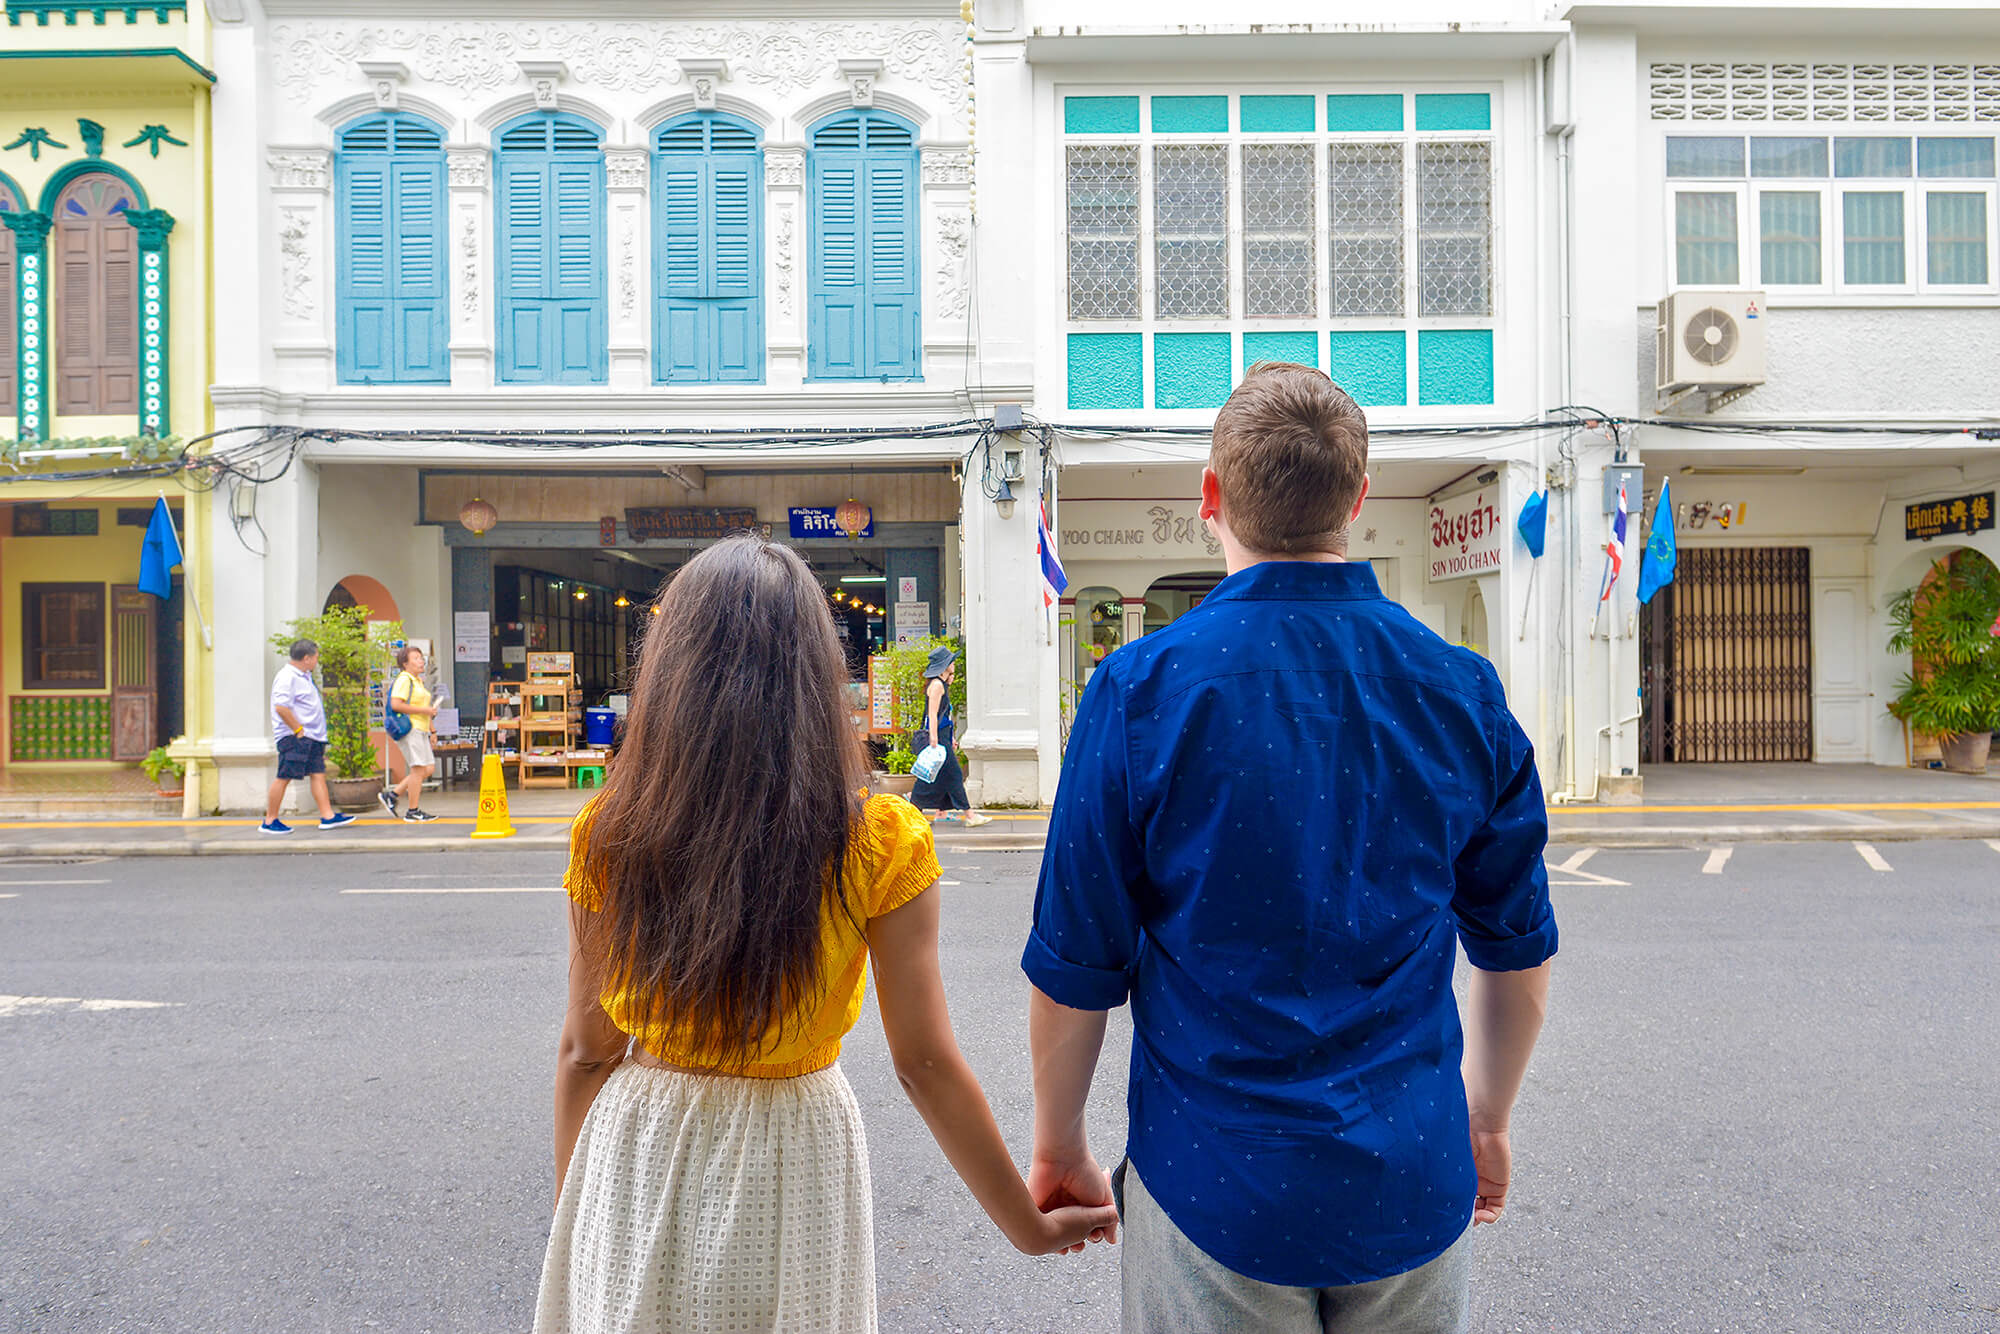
[385,674,414,741]
[912,744,948,783]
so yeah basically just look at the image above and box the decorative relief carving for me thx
[278,207,315,321]
[679,58,728,110]
[517,60,567,110]
[774,206,795,322]
[921,147,970,185]
[457,211,479,320]
[356,60,408,109]
[616,211,638,321]
[766,147,804,188]
[839,59,883,108]
[271,21,965,123]
[447,149,488,190]
[605,150,649,191]
[267,149,331,191]
[934,209,970,320]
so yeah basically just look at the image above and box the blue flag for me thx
[1516,490,1548,559]
[1636,480,1677,605]
[137,496,183,600]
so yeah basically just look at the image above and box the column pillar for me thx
[765,145,805,386]
[957,439,1052,806]
[124,209,175,437]
[446,146,493,387]
[606,148,650,389]
[2,210,52,443]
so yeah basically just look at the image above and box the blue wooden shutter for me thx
[655,149,707,381]
[389,156,446,381]
[495,113,606,385]
[809,112,920,381]
[336,155,392,382]
[496,156,548,382]
[862,151,919,379]
[809,156,863,378]
[707,154,762,381]
[653,115,764,385]
[549,157,604,381]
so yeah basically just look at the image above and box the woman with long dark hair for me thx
[534,535,1115,1334]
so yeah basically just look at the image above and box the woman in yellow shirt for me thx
[384,644,439,823]
[534,534,1116,1334]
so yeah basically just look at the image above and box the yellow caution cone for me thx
[470,753,516,840]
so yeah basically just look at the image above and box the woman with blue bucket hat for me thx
[910,646,990,826]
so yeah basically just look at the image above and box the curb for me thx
[1548,822,2000,846]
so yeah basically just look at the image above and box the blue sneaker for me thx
[259,819,293,835]
[319,812,357,830]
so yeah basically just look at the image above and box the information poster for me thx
[894,602,930,649]
[453,613,489,663]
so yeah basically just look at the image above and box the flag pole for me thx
[161,491,213,650]
[1516,561,1538,641]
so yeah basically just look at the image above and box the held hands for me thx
[1468,1123,1511,1225]
[1027,1148,1118,1256]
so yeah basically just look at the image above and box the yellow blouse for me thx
[565,794,941,1078]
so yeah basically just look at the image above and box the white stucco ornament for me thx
[838,58,884,107]
[678,58,728,111]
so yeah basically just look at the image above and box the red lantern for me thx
[459,497,498,536]
[833,497,870,539]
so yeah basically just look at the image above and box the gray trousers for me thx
[1117,1163,1472,1334]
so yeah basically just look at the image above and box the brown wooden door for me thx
[54,173,139,415]
[111,585,156,761]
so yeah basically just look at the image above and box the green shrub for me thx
[880,748,916,775]
[270,604,406,779]
[875,635,966,743]
[1887,552,2000,740]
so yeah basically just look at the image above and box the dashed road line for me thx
[1986,840,2000,855]
[1702,847,1733,875]
[1853,842,1893,872]
[0,995,181,1017]
[0,893,16,899]
[0,879,110,887]
[1819,810,1890,827]
[1546,846,1630,887]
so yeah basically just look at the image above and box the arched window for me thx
[0,179,18,414]
[495,112,606,384]
[53,172,138,415]
[654,112,763,384]
[807,110,920,381]
[335,112,448,384]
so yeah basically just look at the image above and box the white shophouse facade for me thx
[195,0,1062,813]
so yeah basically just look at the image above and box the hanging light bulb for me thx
[614,593,630,608]
[574,587,589,601]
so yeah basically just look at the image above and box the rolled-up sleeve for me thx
[1021,665,1146,1011]
[1452,708,1559,972]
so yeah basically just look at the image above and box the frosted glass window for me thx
[1675,192,1740,285]
[1065,146,1142,319]
[1842,191,1906,284]
[1750,138,1828,178]
[1241,143,1316,318]
[1666,137,1745,178]
[1759,192,1822,285]
[1834,138,1912,178]
[1328,143,1404,317]
[1926,192,1988,285]
[1153,144,1230,318]
[1918,138,1996,179]
[1416,142,1492,317]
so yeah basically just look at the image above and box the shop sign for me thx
[1905,492,1994,542]
[1427,488,1504,582]
[790,506,874,539]
[1057,502,1221,557]
[625,507,760,541]
[1680,501,1746,531]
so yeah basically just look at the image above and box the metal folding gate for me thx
[1640,546,1813,763]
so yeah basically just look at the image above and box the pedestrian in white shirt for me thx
[262,639,357,834]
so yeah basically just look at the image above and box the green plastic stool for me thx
[574,766,606,789]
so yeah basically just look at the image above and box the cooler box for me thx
[584,707,618,747]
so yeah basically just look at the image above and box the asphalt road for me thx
[2,839,1997,1333]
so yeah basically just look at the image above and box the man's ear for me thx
[1199,467,1223,522]
[1349,474,1371,526]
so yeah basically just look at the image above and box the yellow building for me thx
[0,0,212,809]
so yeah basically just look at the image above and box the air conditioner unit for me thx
[1656,290,1767,394]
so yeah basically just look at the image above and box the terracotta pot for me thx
[1939,730,1994,774]
[327,775,385,809]
[870,771,917,798]
[154,778,184,797]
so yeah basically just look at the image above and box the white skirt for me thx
[533,1062,876,1334]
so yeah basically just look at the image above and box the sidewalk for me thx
[0,763,1992,858]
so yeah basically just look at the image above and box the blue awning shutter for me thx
[652,114,764,384]
[335,112,448,384]
[495,111,606,384]
[807,111,921,381]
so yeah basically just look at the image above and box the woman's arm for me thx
[924,680,944,749]
[553,900,629,1207]
[868,884,1119,1255]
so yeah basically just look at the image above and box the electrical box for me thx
[1603,465,1643,513]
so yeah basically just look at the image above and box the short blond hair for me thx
[1209,363,1369,555]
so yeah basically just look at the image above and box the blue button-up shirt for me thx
[1023,559,1556,1287]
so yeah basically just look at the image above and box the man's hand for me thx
[1469,1125,1510,1224]
[1029,1148,1116,1254]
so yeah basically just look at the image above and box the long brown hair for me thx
[573,532,867,1066]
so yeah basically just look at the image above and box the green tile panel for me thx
[1240,95,1316,133]
[1153,332,1233,409]
[10,695,113,762]
[1417,329,1495,405]
[1068,333,1143,410]
[1414,92,1491,132]
[1242,331,1320,370]
[1064,96,1141,134]
[1328,331,1407,407]
[1327,94,1403,133]
[1151,95,1229,133]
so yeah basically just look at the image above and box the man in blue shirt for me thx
[1023,363,1556,1332]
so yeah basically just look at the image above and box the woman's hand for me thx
[1007,1195,1122,1256]
[1028,1149,1117,1254]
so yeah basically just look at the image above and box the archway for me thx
[325,575,400,621]
[1141,570,1226,634]
[1895,546,2000,769]
[1460,581,1490,658]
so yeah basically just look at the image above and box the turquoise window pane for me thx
[1834,138,1912,178]
[1667,137,1746,178]
[1759,191,1822,285]
[1327,331,1406,407]
[1750,137,1827,178]
[1927,192,1988,284]
[1064,97,1140,135]
[1918,137,1996,178]
[1243,331,1319,370]
[1417,330,1494,406]
[1327,94,1402,133]
[1842,191,1905,283]
[1241,95,1315,133]
[1152,95,1228,134]
[1068,333,1143,410]
[1154,333,1232,409]
[1414,93,1490,132]
[1675,192,1740,285]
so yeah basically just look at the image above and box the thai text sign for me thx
[1905,492,1994,542]
[1428,488,1504,582]
[1057,502,1221,557]
[625,507,759,541]
[790,506,874,539]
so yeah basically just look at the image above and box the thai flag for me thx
[1598,482,1629,603]
[1036,503,1069,610]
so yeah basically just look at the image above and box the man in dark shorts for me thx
[262,638,356,834]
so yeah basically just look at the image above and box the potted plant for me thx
[270,603,407,808]
[141,745,185,796]
[873,746,918,798]
[1887,551,2000,774]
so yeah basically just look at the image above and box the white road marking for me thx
[0,995,181,1017]
[0,879,110,886]
[1702,847,1733,875]
[1853,842,1893,873]
[0,893,15,899]
[340,886,563,895]
[938,880,961,886]
[1546,847,1629,887]
[1986,840,2000,855]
